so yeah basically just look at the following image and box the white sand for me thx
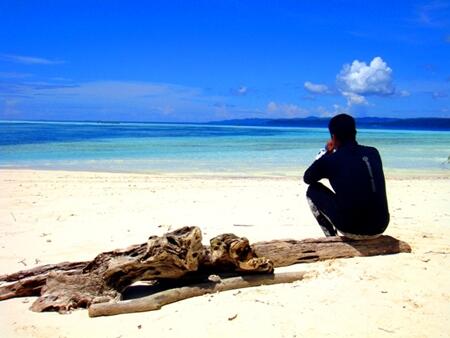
[0,169,449,338]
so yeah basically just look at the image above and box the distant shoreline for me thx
[2,116,450,132]
[207,117,450,132]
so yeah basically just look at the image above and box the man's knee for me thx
[306,182,325,199]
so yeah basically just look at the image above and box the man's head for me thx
[328,114,357,147]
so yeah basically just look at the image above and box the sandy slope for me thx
[0,169,449,338]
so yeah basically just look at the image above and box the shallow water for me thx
[0,121,449,175]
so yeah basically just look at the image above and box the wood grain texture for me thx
[253,235,412,267]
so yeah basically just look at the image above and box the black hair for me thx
[328,114,357,143]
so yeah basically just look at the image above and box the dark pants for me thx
[306,182,341,237]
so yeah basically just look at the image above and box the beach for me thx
[1,169,449,338]
[2,0,450,336]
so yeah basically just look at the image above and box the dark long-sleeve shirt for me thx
[304,141,390,235]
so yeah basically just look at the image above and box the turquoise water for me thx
[0,121,449,175]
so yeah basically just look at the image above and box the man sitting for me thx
[303,114,390,239]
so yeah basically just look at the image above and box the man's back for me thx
[304,141,389,235]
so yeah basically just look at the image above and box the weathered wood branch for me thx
[0,226,411,314]
[0,275,47,301]
[253,235,412,267]
[0,261,89,301]
[0,261,89,283]
[88,271,309,317]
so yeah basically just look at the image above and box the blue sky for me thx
[0,1,449,122]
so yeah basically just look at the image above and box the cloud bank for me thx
[0,53,64,65]
[0,79,260,122]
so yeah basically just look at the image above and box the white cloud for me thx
[337,56,395,97]
[316,104,349,117]
[267,101,309,117]
[238,86,248,95]
[267,101,277,112]
[432,91,448,99]
[399,90,411,97]
[0,53,64,65]
[304,81,329,94]
[306,57,401,107]
[316,106,334,117]
[230,86,248,96]
[341,91,368,106]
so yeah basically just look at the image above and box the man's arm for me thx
[303,139,334,184]
[303,158,325,184]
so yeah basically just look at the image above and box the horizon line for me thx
[1,115,450,125]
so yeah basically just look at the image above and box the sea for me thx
[0,121,449,176]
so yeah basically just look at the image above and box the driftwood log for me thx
[89,271,309,317]
[0,226,411,314]
[252,235,412,266]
